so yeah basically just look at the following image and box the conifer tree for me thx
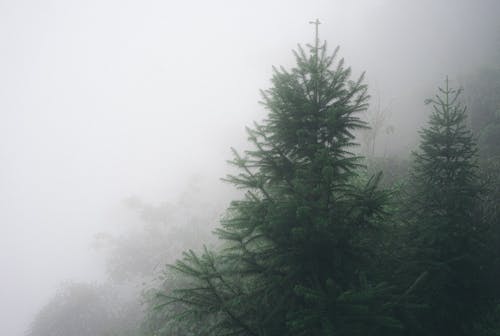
[408,78,488,335]
[156,37,400,336]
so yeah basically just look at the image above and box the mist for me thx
[1,0,499,335]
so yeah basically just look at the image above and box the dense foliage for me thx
[149,44,500,336]
[404,78,492,335]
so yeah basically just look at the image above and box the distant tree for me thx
[26,282,140,336]
[94,189,221,283]
[28,179,227,336]
[361,93,395,158]
[151,38,402,336]
[407,78,490,335]
[92,179,227,335]
[465,60,500,159]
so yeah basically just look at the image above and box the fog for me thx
[0,0,499,334]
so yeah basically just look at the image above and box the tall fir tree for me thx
[154,38,401,336]
[408,78,489,335]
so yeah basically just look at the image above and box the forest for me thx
[28,34,500,336]
[2,1,500,336]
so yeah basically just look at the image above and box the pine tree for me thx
[156,39,400,336]
[408,78,488,335]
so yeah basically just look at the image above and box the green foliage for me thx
[27,33,500,336]
[141,42,500,336]
[406,78,490,335]
[288,279,402,336]
[153,42,398,336]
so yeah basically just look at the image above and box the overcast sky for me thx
[0,1,499,334]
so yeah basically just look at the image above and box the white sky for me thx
[0,0,498,334]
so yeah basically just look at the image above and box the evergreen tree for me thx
[408,78,488,335]
[153,38,401,336]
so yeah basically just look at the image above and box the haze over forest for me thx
[1,1,499,335]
